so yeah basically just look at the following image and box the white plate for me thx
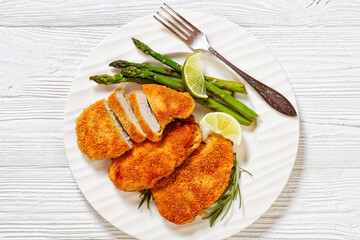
[64,12,299,240]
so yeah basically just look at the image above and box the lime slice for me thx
[200,112,242,145]
[182,52,207,98]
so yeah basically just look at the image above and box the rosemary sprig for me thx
[203,153,252,227]
[138,189,153,209]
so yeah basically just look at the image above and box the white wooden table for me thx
[1,0,360,239]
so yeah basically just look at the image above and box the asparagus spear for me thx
[132,38,247,94]
[204,82,258,121]
[204,76,246,94]
[132,38,182,73]
[122,66,258,121]
[90,73,155,85]
[122,66,185,92]
[195,98,251,126]
[110,59,246,94]
[110,60,181,78]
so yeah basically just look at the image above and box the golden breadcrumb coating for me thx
[109,116,202,192]
[151,133,234,225]
[143,84,195,129]
[76,100,132,160]
[128,91,162,142]
[108,90,146,143]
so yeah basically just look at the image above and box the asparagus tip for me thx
[132,38,149,53]
[131,37,139,45]
[89,75,100,84]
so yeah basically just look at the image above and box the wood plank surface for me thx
[1,0,360,239]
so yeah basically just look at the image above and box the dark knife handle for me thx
[208,47,297,117]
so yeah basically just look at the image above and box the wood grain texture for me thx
[1,0,360,239]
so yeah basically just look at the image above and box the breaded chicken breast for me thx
[109,116,202,192]
[128,91,162,142]
[151,133,234,225]
[108,90,146,143]
[76,99,132,160]
[143,84,195,129]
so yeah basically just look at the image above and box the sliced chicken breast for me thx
[108,90,146,143]
[128,91,162,142]
[76,99,132,160]
[143,84,195,129]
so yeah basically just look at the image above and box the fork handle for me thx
[208,47,297,117]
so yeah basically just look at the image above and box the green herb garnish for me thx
[138,189,153,209]
[203,153,252,227]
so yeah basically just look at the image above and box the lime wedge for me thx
[200,112,242,145]
[182,52,207,98]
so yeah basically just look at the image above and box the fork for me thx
[154,3,297,117]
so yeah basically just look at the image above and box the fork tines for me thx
[154,3,201,42]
